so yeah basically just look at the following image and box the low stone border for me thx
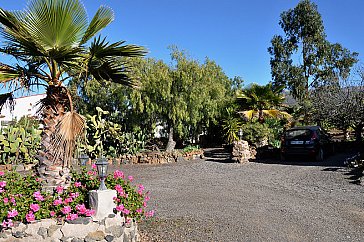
[109,150,204,165]
[0,215,139,242]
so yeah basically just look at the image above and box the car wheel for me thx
[315,148,324,162]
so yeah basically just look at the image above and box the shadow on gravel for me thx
[251,153,351,168]
[343,167,364,185]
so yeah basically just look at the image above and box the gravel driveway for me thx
[120,149,364,242]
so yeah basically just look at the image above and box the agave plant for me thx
[0,0,145,189]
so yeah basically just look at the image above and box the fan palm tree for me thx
[0,0,145,190]
[237,83,291,123]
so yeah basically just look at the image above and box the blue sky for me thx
[1,0,363,86]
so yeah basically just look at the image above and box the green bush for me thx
[240,122,272,147]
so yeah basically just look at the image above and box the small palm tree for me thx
[0,0,145,189]
[237,83,291,123]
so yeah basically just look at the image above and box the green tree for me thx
[130,47,231,151]
[237,83,291,123]
[0,0,144,188]
[268,0,358,101]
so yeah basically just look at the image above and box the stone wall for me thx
[112,150,204,165]
[0,215,139,242]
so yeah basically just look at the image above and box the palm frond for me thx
[0,92,15,112]
[23,0,88,51]
[81,6,114,44]
[49,111,85,167]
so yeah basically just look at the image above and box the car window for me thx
[285,129,312,139]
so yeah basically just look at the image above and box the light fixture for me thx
[95,156,108,190]
[78,153,89,166]
[238,128,243,140]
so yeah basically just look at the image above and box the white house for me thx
[0,93,46,127]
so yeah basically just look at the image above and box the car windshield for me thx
[285,129,312,139]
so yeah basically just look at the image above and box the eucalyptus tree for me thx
[268,0,358,101]
[0,0,145,189]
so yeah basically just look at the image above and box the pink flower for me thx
[87,171,95,176]
[33,191,44,201]
[123,209,130,215]
[7,209,18,218]
[3,198,8,203]
[10,197,16,205]
[70,192,79,199]
[61,206,72,215]
[113,170,124,179]
[30,204,40,212]
[0,171,4,176]
[2,219,13,228]
[64,197,73,204]
[145,210,155,217]
[115,184,123,193]
[85,209,95,216]
[26,212,35,222]
[74,182,82,187]
[115,204,124,212]
[136,208,143,214]
[56,186,64,194]
[128,175,134,182]
[50,211,56,217]
[144,196,150,202]
[143,201,147,207]
[66,213,78,221]
[53,198,63,206]
[75,204,87,214]
[91,163,97,169]
[0,181,6,188]
[138,184,145,195]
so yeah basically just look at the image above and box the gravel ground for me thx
[118,149,364,242]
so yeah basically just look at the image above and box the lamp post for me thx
[78,153,89,166]
[238,128,243,140]
[95,156,108,190]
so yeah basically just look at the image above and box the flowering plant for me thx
[71,165,154,221]
[0,166,153,230]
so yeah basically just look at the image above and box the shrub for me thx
[240,122,273,147]
[0,167,153,230]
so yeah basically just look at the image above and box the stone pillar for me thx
[89,190,117,221]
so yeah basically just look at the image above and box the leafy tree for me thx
[129,47,231,151]
[268,0,358,101]
[237,83,291,123]
[0,0,144,188]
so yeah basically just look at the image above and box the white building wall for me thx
[0,94,46,126]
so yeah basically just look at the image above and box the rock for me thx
[49,226,63,241]
[71,238,84,242]
[37,227,48,239]
[105,235,114,242]
[11,223,27,234]
[47,225,62,237]
[12,231,26,238]
[66,217,92,225]
[85,231,105,241]
[106,225,123,238]
[232,140,252,163]
[61,222,99,238]
[105,215,124,229]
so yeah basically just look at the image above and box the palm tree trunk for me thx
[37,86,71,192]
